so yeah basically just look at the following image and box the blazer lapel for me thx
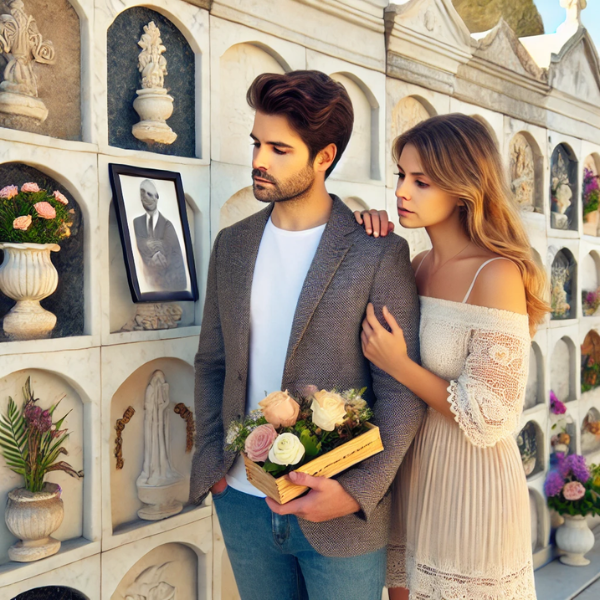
[284,196,357,367]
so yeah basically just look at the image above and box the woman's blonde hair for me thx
[393,113,549,333]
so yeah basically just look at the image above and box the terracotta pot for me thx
[5,483,64,562]
[583,210,599,236]
[556,514,595,566]
[0,242,60,340]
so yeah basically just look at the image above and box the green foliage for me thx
[583,190,599,217]
[548,464,600,517]
[0,188,73,244]
[0,397,27,478]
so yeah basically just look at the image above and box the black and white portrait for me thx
[109,164,199,302]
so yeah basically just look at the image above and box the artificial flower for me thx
[33,201,56,220]
[12,215,32,231]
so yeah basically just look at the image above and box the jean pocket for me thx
[212,485,230,500]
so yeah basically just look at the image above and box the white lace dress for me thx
[387,296,536,599]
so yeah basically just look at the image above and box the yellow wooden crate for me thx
[243,423,383,504]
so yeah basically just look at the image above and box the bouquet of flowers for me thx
[583,167,600,217]
[0,183,74,244]
[582,289,600,317]
[545,454,600,517]
[0,377,83,493]
[226,387,382,503]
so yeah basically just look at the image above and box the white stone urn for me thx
[132,88,177,144]
[5,483,64,562]
[0,242,60,340]
[556,514,596,566]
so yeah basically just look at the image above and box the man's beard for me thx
[252,165,315,204]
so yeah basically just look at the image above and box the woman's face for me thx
[395,143,463,229]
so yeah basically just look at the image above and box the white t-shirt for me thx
[226,217,326,496]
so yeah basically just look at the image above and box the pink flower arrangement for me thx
[12,215,32,231]
[563,481,586,501]
[21,182,40,193]
[550,390,567,415]
[53,190,68,205]
[0,185,18,199]
[244,424,278,462]
[33,201,56,220]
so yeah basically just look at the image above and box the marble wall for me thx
[0,1,600,599]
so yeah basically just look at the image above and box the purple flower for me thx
[566,454,590,483]
[39,410,52,433]
[24,403,42,423]
[545,470,565,497]
[550,391,567,415]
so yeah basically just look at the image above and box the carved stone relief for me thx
[120,303,183,332]
[510,134,536,212]
[392,96,430,141]
[124,562,175,600]
[550,145,578,231]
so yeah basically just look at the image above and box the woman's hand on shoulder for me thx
[469,259,527,315]
[354,209,394,238]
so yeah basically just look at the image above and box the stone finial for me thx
[557,0,587,38]
[0,0,56,122]
[138,21,168,90]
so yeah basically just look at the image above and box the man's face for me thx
[250,111,316,204]
[140,180,159,213]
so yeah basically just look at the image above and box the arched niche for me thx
[550,143,578,231]
[509,132,543,213]
[529,489,545,553]
[111,542,197,599]
[581,251,600,316]
[219,43,288,166]
[0,163,84,339]
[582,407,600,454]
[330,73,379,182]
[582,153,600,236]
[110,358,194,531]
[581,329,600,394]
[550,336,576,403]
[0,0,81,141]
[391,96,434,141]
[524,342,544,410]
[12,588,88,600]
[517,421,544,478]
[108,196,198,333]
[343,196,369,213]
[550,248,576,320]
[0,370,85,565]
[107,8,196,157]
[219,186,265,231]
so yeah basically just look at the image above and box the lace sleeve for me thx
[447,326,530,448]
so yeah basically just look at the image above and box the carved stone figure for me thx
[558,0,587,38]
[124,562,175,600]
[551,253,573,319]
[509,134,535,212]
[132,21,177,145]
[136,370,184,520]
[120,303,183,332]
[0,0,56,122]
[551,149,574,230]
[392,97,430,140]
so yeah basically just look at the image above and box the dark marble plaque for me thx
[12,587,88,600]
[107,7,196,158]
[0,164,84,340]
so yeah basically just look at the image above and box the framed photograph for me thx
[108,163,199,302]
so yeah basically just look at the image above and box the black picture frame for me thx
[108,163,199,303]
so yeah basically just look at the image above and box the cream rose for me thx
[245,424,278,462]
[268,433,305,466]
[311,390,347,431]
[258,390,300,428]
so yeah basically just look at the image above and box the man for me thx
[190,71,424,600]
[132,179,186,291]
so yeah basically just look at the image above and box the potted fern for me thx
[0,182,74,340]
[0,378,83,562]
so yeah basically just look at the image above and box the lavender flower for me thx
[565,454,591,483]
[544,470,565,497]
[550,391,566,415]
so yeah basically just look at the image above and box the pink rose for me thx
[21,182,40,193]
[563,481,585,501]
[13,215,32,231]
[0,185,18,199]
[258,390,300,428]
[33,201,56,219]
[53,190,68,205]
[244,424,278,462]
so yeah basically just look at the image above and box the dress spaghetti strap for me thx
[462,257,512,304]
[414,250,432,277]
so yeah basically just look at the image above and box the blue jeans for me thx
[213,486,386,600]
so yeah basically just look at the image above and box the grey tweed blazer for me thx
[190,196,425,557]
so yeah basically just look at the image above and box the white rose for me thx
[311,390,348,431]
[268,433,305,466]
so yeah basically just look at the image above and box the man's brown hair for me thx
[247,70,354,179]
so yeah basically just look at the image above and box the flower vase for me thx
[0,243,60,340]
[556,514,595,566]
[583,211,599,236]
[5,483,64,562]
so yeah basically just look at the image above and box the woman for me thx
[356,114,547,599]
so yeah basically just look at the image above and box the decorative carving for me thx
[114,406,135,470]
[120,303,183,332]
[132,22,177,145]
[509,134,535,212]
[392,97,430,140]
[517,422,537,476]
[424,8,435,32]
[551,148,575,230]
[136,370,184,520]
[551,251,574,320]
[174,402,195,453]
[558,0,587,38]
[0,0,56,122]
[125,562,175,600]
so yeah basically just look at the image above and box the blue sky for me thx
[535,0,600,50]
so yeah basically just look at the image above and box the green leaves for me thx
[299,429,321,460]
[0,397,27,476]
[263,460,287,478]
